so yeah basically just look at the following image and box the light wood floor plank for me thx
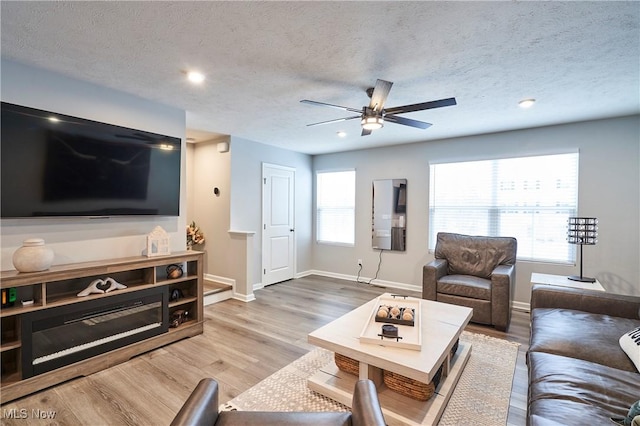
[54,375,147,425]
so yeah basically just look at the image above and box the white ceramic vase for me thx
[12,238,54,272]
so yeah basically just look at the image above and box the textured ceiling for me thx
[1,1,639,154]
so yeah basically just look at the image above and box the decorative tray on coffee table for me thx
[359,293,422,351]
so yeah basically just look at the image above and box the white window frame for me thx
[428,152,579,264]
[316,169,356,246]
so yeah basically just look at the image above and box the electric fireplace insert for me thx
[21,286,168,378]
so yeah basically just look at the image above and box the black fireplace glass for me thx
[22,287,168,378]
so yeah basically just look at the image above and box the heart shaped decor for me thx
[96,280,110,292]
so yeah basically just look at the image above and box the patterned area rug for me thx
[221,331,519,425]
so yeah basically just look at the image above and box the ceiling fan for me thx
[301,79,456,136]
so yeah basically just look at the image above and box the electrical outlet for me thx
[357,259,363,267]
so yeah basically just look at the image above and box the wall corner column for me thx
[228,230,256,302]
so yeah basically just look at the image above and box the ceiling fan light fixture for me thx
[302,79,453,135]
[518,98,536,108]
[361,116,384,130]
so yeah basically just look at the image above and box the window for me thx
[429,153,579,263]
[316,170,355,245]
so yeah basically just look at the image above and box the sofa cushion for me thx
[437,275,491,300]
[620,326,640,372]
[434,232,516,278]
[528,352,639,426]
[530,308,640,372]
[437,293,492,324]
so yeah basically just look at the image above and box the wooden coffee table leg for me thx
[359,362,383,388]
[443,354,451,377]
[442,339,460,377]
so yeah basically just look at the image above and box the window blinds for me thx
[429,153,579,263]
[316,170,356,245]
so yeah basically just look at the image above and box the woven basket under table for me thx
[383,364,443,401]
[333,338,460,401]
[334,352,359,375]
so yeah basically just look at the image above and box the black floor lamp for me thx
[567,217,598,283]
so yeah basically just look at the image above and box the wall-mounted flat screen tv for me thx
[1,102,181,218]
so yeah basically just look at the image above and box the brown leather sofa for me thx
[170,378,386,426]
[527,284,640,425]
[423,232,517,331]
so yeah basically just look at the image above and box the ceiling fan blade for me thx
[300,99,362,114]
[368,79,393,111]
[384,114,432,129]
[384,97,457,115]
[361,128,373,137]
[306,115,361,127]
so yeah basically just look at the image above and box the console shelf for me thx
[0,251,204,403]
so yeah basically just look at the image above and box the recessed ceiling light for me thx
[337,131,347,138]
[186,71,205,84]
[48,116,60,123]
[518,98,536,108]
[186,137,196,143]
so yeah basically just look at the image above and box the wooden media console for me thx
[0,251,203,403]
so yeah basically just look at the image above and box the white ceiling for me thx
[1,1,639,155]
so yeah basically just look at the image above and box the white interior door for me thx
[262,163,295,286]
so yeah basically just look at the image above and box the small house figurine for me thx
[147,226,170,257]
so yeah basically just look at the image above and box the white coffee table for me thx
[307,293,473,426]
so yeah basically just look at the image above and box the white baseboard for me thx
[233,293,256,302]
[295,270,314,279]
[296,269,421,293]
[512,300,530,313]
[204,273,235,287]
[204,290,233,306]
[203,273,257,303]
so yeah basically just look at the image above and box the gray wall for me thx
[0,60,187,269]
[230,136,313,286]
[312,116,640,304]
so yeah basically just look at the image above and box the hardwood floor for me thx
[0,275,529,425]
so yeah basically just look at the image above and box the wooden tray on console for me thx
[359,294,422,351]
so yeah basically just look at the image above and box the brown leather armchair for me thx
[170,378,386,426]
[423,232,517,331]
